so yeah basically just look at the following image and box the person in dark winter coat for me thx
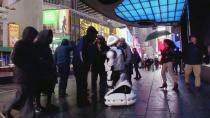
[91,35,109,101]
[34,29,57,111]
[160,39,178,91]
[54,39,74,98]
[132,48,142,80]
[73,26,98,106]
[184,36,209,91]
[1,26,39,118]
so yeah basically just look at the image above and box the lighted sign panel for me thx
[43,10,58,26]
[43,9,70,34]
[59,9,70,34]
[8,23,19,47]
[115,0,186,22]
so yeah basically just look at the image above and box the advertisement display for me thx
[43,9,58,31]
[8,23,19,47]
[59,9,70,34]
[43,9,70,50]
[43,9,70,34]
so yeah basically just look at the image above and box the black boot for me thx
[173,83,178,91]
[160,82,167,89]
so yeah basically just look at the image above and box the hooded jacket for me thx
[35,30,57,85]
[54,39,74,65]
[11,26,38,84]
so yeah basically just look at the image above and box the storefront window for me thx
[8,23,20,47]
[43,9,71,51]
[79,18,110,40]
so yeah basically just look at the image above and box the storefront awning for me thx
[81,0,187,27]
[115,0,186,22]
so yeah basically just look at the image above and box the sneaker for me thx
[0,111,13,118]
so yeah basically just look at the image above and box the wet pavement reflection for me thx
[0,70,210,118]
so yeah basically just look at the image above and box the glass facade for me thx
[115,0,186,22]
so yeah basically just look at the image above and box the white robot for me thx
[104,35,136,106]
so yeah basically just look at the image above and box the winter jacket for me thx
[11,40,39,84]
[72,36,94,66]
[185,43,208,65]
[11,27,38,85]
[54,45,73,65]
[91,43,109,72]
[161,48,175,64]
[132,52,141,64]
[35,30,57,93]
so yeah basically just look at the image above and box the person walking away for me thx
[154,58,159,70]
[118,38,133,85]
[54,39,74,98]
[132,48,142,80]
[145,58,151,71]
[160,39,178,91]
[184,35,209,91]
[173,48,182,75]
[34,29,57,111]
[72,26,98,106]
[91,35,109,101]
[1,27,39,118]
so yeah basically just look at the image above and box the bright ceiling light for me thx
[115,0,186,22]
[157,26,166,31]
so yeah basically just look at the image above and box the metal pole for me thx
[186,0,191,42]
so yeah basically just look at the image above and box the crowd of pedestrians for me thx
[1,25,210,118]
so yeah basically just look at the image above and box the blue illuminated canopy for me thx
[115,0,186,23]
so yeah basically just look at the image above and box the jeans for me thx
[58,64,70,96]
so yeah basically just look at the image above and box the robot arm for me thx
[105,50,116,87]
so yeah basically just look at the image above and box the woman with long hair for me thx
[160,39,178,91]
